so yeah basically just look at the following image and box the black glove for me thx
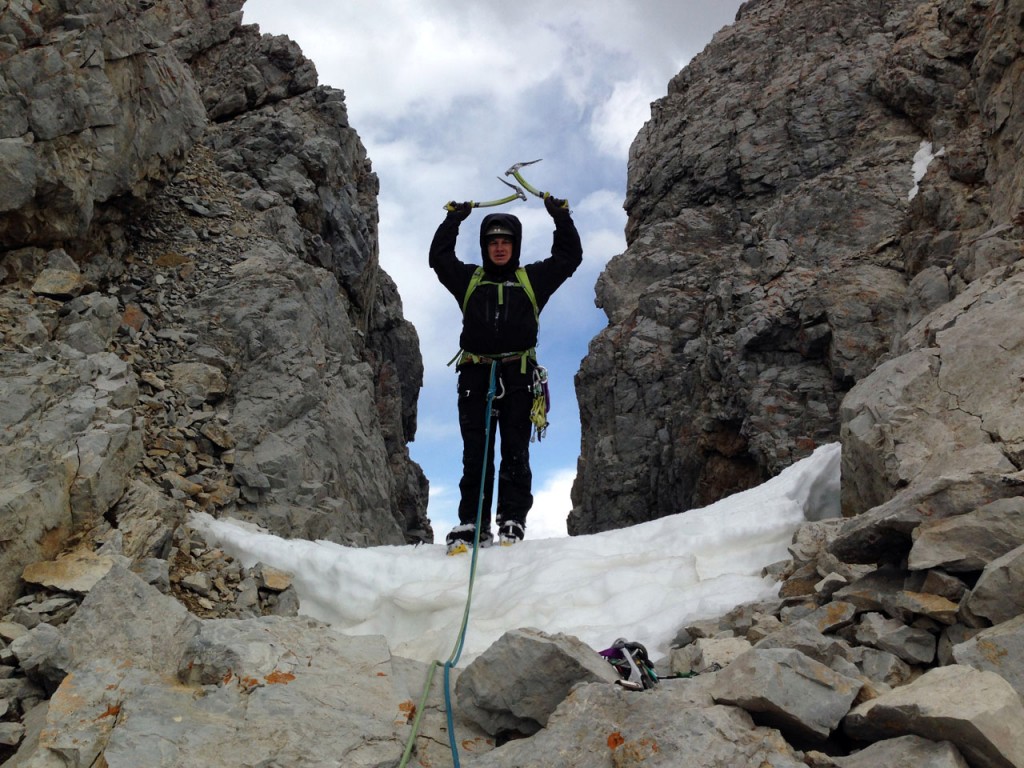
[446,201,473,221]
[544,195,568,216]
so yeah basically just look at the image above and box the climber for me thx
[429,195,582,554]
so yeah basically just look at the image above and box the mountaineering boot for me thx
[498,520,525,547]
[445,523,493,556]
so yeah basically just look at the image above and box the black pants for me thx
[456,362,534,532]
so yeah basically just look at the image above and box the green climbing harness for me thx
[448,266,540,374]
[450,266,551,441]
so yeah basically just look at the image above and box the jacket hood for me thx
[479,212,522,277]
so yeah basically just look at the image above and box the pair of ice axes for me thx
[505,159,569,208]
[443,177,526,211]
[442,159,568,210]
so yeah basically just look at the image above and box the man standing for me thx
[430,195,582,553]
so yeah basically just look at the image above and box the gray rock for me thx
[834,735,969,768]
[167,361,228,405]
[909,498,1024,573]
[803,601,859,634]
[831,565,907,614]
[671,636,752,676]
[471,681,806,768]
[13,620,426,768]
[889,590,959,626]
[0,720,25,746]
[938,623,982,666]
[0,621,29,643]
[854,612,936,665]
[755,619,855,667]
[961,545,1024,625]
[9,622,63,691]
[0,4,208,248]
[844,665,1024,768]
[851,647,913,688]
[24,566,199,688]
[831,471,1024,566]
[710,648,863,742]
[456,627,620,736]
[569,0,941,534]
[952,615,1024,699]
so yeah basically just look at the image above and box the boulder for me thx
[952,615,1024,699]
[11,566,198,691]
[853,612,936,665]
[909,498,1024,573]
[470,680,805,768]
[834,734,969,768]
[844,665,1024,768]
[961,545,1024,625]
[456,628,620,736]
[755,618,855,666]
[670,636,752,676]
[20,549,128,594]
[710,648,863,742]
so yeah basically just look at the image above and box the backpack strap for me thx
[461,267,486,314]
[461,267,539,322]
[515,267,539,323]
[453,267,540,372]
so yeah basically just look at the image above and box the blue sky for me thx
[240,1,746,540]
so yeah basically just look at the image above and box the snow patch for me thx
[909,140,945,201]
[191,443,842,665]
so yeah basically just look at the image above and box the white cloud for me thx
[590,77,656,158]
[527,467,577,539]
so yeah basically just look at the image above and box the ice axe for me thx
[505,159,570,209]
[443,177,526,211]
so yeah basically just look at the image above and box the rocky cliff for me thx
[0,0,429,611]
[570,0,1024,535]
[3,0,1024,766]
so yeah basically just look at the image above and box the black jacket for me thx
[429,209,583,356]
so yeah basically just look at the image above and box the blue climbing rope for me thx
[398,361,499,768]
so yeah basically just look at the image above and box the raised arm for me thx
[429,202,474,299]
[526,196,583,309]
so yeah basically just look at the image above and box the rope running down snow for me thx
[398,361,499,768]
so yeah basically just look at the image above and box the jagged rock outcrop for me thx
[570,0,1024,535]
[0,0,428,610]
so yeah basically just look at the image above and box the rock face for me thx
[3,0,1024,766]
[0,0,428,608]
[570,0,1024,534]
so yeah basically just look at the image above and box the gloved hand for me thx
[446,201,473,221]
[544,195,568,216]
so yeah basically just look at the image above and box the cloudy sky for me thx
[240,1,746,540]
